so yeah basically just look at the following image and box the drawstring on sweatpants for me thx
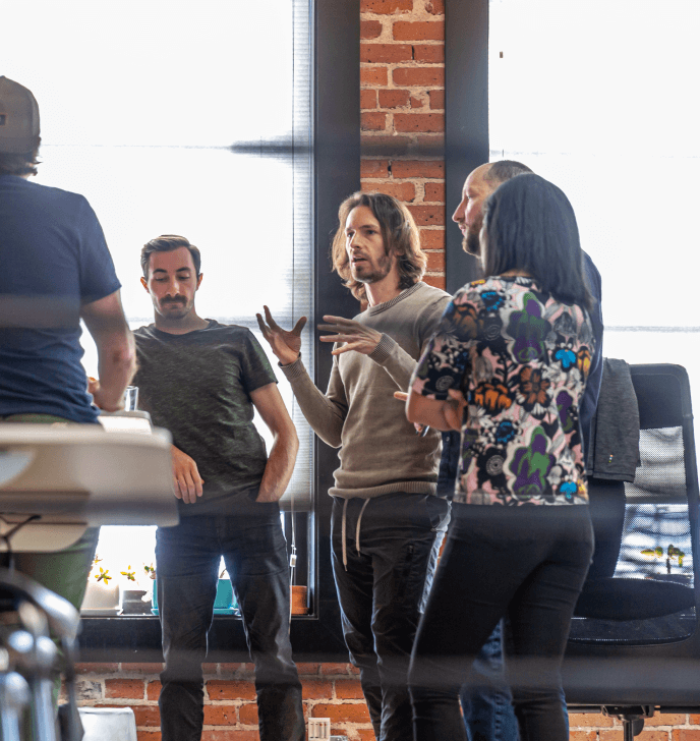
[342,499,349,570]
[341,498,372,571]
[356,499,370,556]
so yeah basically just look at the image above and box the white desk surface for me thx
[0,423,178,552]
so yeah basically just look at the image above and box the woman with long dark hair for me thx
[406,174,595,741]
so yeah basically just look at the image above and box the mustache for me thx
[161,297,186,305]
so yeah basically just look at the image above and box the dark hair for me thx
[331,191,426,301]
[484,160,533,185]
[141,235,202,278]
[482,174,592,310]
[0,141,41,176]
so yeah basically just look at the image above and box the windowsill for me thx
[79,607,347,663]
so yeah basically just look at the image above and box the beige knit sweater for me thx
[280,281,451,499]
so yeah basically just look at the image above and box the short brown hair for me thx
[141,235,202,278]
[331,191,426,301]
[0,142,41,176]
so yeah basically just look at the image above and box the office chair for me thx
[564,364,699,739]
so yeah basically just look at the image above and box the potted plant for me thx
[118,563,151,614]
[641,544,686,573]
[641,544,690,584]
[291,585,309,615]
[81,555,120,615]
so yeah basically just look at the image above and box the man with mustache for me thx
[445,161,603,740]
[257,192,452,741]
[133,235,305,741]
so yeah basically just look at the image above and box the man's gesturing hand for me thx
[256,305,307,365]
[171,445,204,504]
[318,315,382,356]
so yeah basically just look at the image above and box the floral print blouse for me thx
[411,276,594,506]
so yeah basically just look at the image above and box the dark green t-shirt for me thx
[133,320,277,516]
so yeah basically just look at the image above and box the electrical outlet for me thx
[308,717,331,739]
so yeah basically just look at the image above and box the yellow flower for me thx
[95,567,112,584]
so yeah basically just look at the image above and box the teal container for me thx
[151,578,237,615]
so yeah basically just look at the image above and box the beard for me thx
[462,223,482,256]
[351,251,393,284]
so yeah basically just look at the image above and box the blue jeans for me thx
[460,622,520,741]
[331,492,450,741]
[461,622,571,741]
[409,503,593,741]
[155,496,304,741]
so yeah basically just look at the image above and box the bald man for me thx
[439,160,603,741]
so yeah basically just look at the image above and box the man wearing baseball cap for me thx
[0,76,136,620]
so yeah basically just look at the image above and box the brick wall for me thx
[360,0,446,290]
[72,662,375,741]
[70,660,700,741]
[68,3,698,740]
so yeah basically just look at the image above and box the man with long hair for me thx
[257,192,451,741]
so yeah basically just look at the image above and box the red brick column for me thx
[360,0,447,290]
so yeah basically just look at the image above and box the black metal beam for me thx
[445,0,489,294]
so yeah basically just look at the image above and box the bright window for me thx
[489,0,700,418]
[3,0,313,601]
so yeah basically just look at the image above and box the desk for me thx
[0,424,178,552]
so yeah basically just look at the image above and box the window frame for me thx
[79,0,360,662]
[444,0,488,294]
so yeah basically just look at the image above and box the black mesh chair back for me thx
[564,363,700,711]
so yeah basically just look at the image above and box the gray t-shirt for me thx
[133,320,277,515]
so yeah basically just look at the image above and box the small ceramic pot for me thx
[291,585,309,615]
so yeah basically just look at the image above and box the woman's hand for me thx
[443,389,468,432]
[394,390,428,435]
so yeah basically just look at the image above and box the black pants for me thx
[155,499,304,741]
[331,493,451,741]
[409,503,593,741]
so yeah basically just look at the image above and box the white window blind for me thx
[3,0,314,575]
[489,0,700,420]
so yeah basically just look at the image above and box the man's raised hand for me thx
[318,315,382,356]
[256,305,307,365]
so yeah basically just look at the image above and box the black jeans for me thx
[331,492,451,741]
[155,497,304,741]
[409,503,593,741]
